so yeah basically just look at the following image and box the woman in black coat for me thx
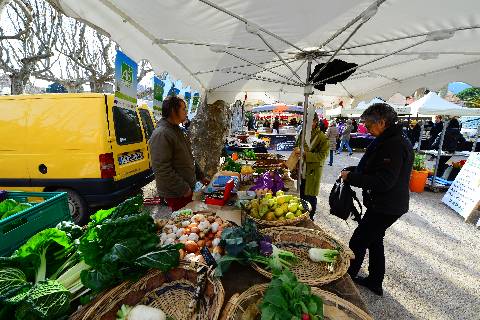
[340,103,413,296]
[431,118,466,177]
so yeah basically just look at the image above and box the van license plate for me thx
[118,152,144,165]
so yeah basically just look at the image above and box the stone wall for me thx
[189,99,231,178]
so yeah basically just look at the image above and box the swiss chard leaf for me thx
[80,267,117,293]
[135,244,183,271]
[110,194,143,219]
[0,267,28,301]
[12,228,72,283]
[89,207,116,225]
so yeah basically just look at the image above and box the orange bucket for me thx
[409,170,429,192]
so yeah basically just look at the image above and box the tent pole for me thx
[473,124,480,152]
[432,119,449,187]
[298,58,313,196]
[417,121,424,152]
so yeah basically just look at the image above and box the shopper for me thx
[325,121,339,166]
[273,117,280,134]
[351,118,358,133]
[431,118,465,177]
[294,113,329,218]
[429,115,444,148]
[357,121,368,134]
[149,96,208,211]
[337,119,353,155]
[340,103,413,296]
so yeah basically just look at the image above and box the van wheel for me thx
[57,189,88,225]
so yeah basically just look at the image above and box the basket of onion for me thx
[159,213,233,264]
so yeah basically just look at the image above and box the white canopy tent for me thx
[47,0,480,102]
[409,92,480,117]
[38,0,480,187]
[406,92,480,187]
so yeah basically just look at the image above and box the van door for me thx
[107,98,150,181]
[0,96,31,188]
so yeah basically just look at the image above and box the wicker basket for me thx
[221,284,372,320]
[70,262,224,320]
[248,212,309,227]
[251,227,354,286]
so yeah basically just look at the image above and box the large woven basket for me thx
[70,262,224,320]
[220,283,372,320]
[249,212,309,227]
[251,227,353,286]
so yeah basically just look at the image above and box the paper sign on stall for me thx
[442,152,480,220]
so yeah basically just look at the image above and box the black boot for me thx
[352,276,383,296]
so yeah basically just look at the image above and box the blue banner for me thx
[114,50,138,110]
[191,92,200,113]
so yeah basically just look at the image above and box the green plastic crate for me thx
[0,191,71,256]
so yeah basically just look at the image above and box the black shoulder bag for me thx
[329,177,362,222]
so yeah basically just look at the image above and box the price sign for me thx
[442,152,480,220]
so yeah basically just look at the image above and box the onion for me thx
[178,235,188,242]
[182,221,190,227]
[197,240,206,248]
[185,241,199,253]
[205,240,213,248]
[190,227,200,234]
[211,222,219,233]
[212,238,220,247]
[175,228,184,237]
[188,233,199,242]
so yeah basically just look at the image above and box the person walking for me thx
[340,103,413,296]
[294,113,329,218]
[325,121,339,166]
[149,96,208,211]
[337,119,353,155]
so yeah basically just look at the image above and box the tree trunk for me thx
[90,81,113,93]
[9,73,29,95]
[189,99,231,178]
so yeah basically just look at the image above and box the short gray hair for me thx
[361,103,398,127]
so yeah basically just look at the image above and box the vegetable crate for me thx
[0,191,71,256]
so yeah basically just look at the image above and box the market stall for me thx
[0,154,373,320]
[407,92,480,190]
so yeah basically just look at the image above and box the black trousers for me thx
[347,209,401,286]
[300,179,317,219]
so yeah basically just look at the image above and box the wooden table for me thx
[183,194,370,316]
[219,218,370,317]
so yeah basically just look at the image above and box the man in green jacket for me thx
[149,96,207,211]
[295,113,329,218]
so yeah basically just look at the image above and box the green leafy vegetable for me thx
[12,228,72,283]
[25,280,70,319]
[260,270,323,320]
[55,221,83,241]
[0,268,28,301]
[0,199,18,215]
[216,219,297,276]
[135,243,183,271]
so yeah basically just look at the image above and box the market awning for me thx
[49,0,480,102]
[409,92,480,116]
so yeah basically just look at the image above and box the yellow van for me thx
[0,93,155,223]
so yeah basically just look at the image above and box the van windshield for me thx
[139,109,155,140]
[113,106,143,145]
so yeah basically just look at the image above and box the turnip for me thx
[116,304,167,320]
